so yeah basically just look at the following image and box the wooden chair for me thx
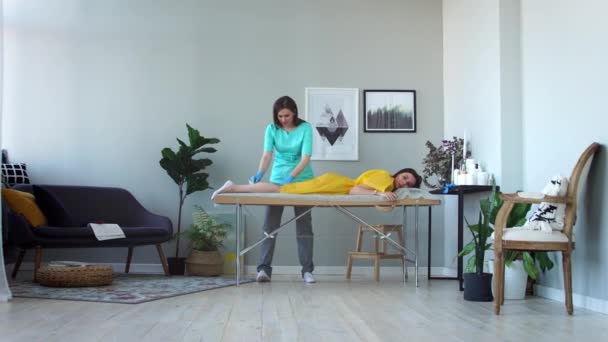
[346,224,405,281]
[493,142,600,315]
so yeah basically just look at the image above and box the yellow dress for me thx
[280,169,395,194]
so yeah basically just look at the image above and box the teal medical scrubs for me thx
[263,122,314,184]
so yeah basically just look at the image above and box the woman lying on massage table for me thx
[211,168,422,201]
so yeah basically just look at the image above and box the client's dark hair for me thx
[393,168,422,188]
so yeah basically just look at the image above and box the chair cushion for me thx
[33,185,77,227]
[1,188,48,227]
[502,228,572,242]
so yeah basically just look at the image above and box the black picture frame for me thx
[363,89,416,133]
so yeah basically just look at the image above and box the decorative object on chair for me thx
[422,137,468,188]
[1,163,30,186]
[363,90,416,133]
[181,206,229,277]
[493,143,600,315]
[160,124,220,275]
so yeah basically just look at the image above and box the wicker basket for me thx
[37,265,113,287]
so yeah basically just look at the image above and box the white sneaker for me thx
[303,272,316,283]
[256,270,271,282]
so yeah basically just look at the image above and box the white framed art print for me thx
[304,87,359,161]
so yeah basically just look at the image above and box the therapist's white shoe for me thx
[211,180,233,201]
[303,272,316,283]
[256,270,271,282]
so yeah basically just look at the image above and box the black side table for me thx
[429,185,498,291]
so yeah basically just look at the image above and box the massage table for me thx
[213,191,441,286]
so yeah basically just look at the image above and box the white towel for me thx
[88,223,126,241]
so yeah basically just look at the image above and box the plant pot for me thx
[463,272,493,302]
[186,250,223,277]
[167,257,186,275]
[487,259,528,300]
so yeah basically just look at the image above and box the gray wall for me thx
[2,0,445,269]
[521,0,608,301]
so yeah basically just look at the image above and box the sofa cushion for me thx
[1,188,48,227]
[34,226,170,238]
[33,185,76,227]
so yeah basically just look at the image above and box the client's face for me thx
[394,172,417,189]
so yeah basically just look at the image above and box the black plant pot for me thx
[463,272,494,302]
[167,257,186,275]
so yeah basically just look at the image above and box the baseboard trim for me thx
[245,265,455,277]
[535,284,608,315]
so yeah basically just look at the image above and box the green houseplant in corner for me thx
[460,185,554,300]
[458,183,499,301]
[182,206,229,276]
[160,124,219,275]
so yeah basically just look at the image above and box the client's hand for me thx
[378,191,397,201]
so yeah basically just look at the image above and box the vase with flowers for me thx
[422,136,469,189]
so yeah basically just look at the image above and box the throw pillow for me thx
[526,175,569,232]
[33,185,76,227]
[1,163,30,186]
[1,188,48,227]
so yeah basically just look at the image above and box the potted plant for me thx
[159,124,219,275]
[487,192,554,299]
[422,136,468,188]
[461,187,555,300]
[182,206,229,276]
[458,183,498,301]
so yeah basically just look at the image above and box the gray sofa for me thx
[6,184,172,280]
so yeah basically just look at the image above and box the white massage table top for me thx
[213,189,441,207]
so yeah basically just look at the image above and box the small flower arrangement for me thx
[422,136,469,188]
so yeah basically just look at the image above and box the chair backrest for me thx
[563,143,600,236]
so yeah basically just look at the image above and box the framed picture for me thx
[363,90,416,133]
[305,87,359,161]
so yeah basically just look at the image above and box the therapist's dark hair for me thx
[273,96,305,128]
[393,168,422,188]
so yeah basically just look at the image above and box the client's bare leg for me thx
[211,180,281,200]
[228,182,281,193]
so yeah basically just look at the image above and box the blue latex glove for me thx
[443,183,457,194]
[249,170,264,184]
[279,175,295,185]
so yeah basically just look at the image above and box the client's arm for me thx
[349,185,397,200]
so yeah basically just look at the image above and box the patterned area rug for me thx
[9,274,253,304]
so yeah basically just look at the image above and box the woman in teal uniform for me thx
[249,96,316,283]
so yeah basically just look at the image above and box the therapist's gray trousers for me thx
[257,205,314,277]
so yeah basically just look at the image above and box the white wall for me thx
[521,0,608,301]
[442,0,506,271]
[1,0,445,268]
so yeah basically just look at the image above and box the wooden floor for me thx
[1,274,606,341]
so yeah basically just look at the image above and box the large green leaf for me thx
[507,203,532,227]
[535,251,554,272]
[159,158,184,185]
[523,252,538,280]
[185,173,210,195]
[465,255,477,273]
[458,241,476,257]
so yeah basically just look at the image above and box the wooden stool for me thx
[346,224,405,281]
